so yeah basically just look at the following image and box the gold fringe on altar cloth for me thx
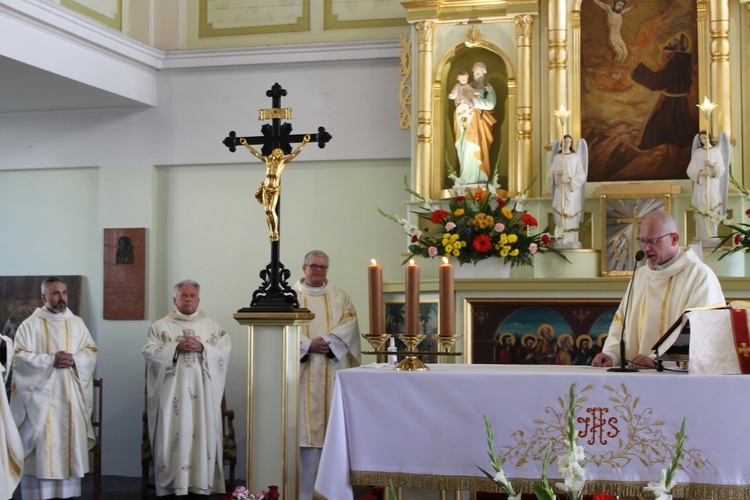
[307,472,750,500]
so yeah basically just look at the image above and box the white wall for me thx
[0,43,412,477]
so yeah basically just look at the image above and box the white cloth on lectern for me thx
[602,248,725,365]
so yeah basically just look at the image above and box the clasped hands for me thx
[177,336,204,353]
[309,336,331,355]
[54,351,76,369]
[592,352,656,369]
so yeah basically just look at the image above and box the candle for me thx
[405,259,420,335]
[439,257,455,337]
[368,259,384,335]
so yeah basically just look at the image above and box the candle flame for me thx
[442,256,449,264]
[409,259,415,266]
[371,258,377,265]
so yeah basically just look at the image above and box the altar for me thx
[314,364,750,499]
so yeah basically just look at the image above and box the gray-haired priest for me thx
[143,279,232,497]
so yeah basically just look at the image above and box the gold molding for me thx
[61,0,122,31]
[399,35,413,131]
[401,0,508,23]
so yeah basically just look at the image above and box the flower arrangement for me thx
[555,384,586,500]
[643,417,687,500]
[694,171,750,259]
[380,175,567,267]
[223,485,279,500]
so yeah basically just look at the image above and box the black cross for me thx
[223,83,332,312]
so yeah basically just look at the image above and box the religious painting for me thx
[385,300,438,363]
[580,0,698,182]
[466,299,619,365]
[600,190,672,276]
[0,275,83,342]
[103,228,146,320]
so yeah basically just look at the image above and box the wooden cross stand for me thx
[223,83,332,312]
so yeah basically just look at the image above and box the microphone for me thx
[608,250,645,373]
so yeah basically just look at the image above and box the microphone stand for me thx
[608,250,645,373]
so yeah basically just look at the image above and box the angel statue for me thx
[687,130,730,245]
[548,134,588,248]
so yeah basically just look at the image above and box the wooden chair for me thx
[141,392,237,499]
[91,378,103,500]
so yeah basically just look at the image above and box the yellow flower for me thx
[500,247,510,257]
[508,234,518,244]
[501,207,513,219]
[500,234,509,245]
[445,244,453,253]
[454,208,465,216]
[452,248,460,257]
[451,234,460,242]
[510,248,519,257]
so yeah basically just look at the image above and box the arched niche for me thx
[433,43,514,194]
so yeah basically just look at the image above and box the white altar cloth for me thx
[314,364,750,499]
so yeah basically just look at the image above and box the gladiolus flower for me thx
[473,234,493,253]
[430,209,449,223]
[428,246,439,257]
[529,243,538,254]
[521,213,538,227]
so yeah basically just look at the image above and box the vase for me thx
[450,257,511,279]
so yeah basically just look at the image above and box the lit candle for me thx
[405,259,420,335]
[439,257,455,337]
[368,259,384,335]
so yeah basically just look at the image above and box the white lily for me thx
[554,227,566,239]
[493,469,509,487]
[644,469,673,497]
[514,194,527,212]
[488,173,503,193]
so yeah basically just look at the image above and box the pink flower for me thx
[445,222,457,231]
[494,223,505,232]
[529,243,538,254]
[428,246,439,257]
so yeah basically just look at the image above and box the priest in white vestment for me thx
[592,210,725,369]
[10,277,98,500]
[1,334,23,499]
[293,250,361,500]
[143,279,231,497]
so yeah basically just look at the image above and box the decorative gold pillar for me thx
[547,0,568,147]
[696,0,709,122]
[709,0,732,137]
[514,15,534,197]
[414,21,436,198]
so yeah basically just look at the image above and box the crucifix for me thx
[223,83,332,312]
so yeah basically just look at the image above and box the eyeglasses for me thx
[307,264,329,271]
[636,233,674,245]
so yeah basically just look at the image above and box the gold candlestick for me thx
[395,334,428,371]
[361,333,392,352]
[436,334,463,353]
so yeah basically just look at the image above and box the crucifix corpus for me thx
[223,82,332,312]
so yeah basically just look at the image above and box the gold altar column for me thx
[234,311,314,499]
[547,0,568,147]
[514,15,534,197]
[709,0,732,137]
[414,21,436,198]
